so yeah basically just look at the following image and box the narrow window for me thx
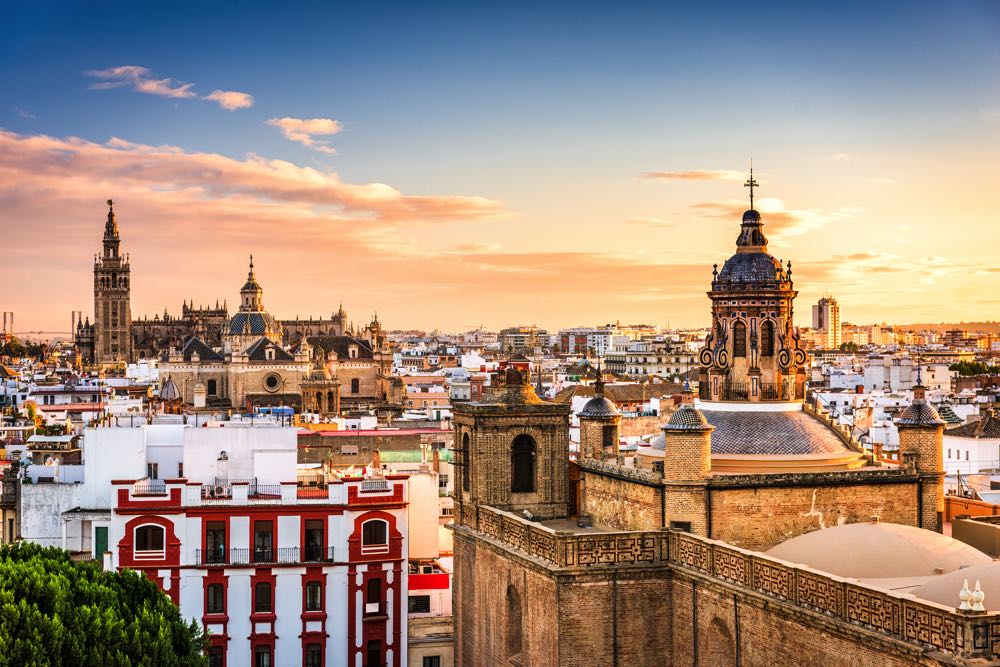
[304,519,324,561]
[351,378,360,394]
[305,645,323,667]
[207,379,217,396]
[365,640,381,667]
[205,521,226,564]
[733,321,747,357]
[254,646,272,667]
[253,521,273,563]
[507,586,522,658]
[206,583,225,614]
[305,581,322,611]
[761,320,775,357]
[207,647,224,667]
[511,434,536,493]
[365,577,382,615]
[461,433,471,492]
[254,582,272,613]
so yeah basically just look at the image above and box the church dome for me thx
[765,522,990,579]
[715,251,786,287]
[578,395,618,419]
[912,563,1000,611]
[160,377,180,401]
[228,311,281,336]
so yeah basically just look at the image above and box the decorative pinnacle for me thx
[744,162,758,210]
[107,198,114,210]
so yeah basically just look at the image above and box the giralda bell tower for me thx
[93,199,133,365]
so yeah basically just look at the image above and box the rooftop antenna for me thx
[744,160,758,210]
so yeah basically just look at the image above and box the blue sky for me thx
[3,2,1000,331]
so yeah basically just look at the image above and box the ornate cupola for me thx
[697,169,808,403]
[103,198,121,259]
[240,254,264,312]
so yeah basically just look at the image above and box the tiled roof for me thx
[650,408,853,455]
[304,336,374,360]
[578,396,619,419]
[715,251,786,287]
[160,377,180,401]
[180,337,224,362]
[946,412,1000,439]
[663,406,712,431]
[228,311,280,336]
[245,337,294,362]
[935,404,963,424]
[896,401,945,427]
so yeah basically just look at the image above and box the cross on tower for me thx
[744,166,758,210]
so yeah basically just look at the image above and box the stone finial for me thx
[972,580,986,612]
[959,579,972,611]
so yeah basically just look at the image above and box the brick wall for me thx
[580,470,662,531]
[709,481,920,550]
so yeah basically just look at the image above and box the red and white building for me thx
[105,428,410,667]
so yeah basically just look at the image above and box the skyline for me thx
[4,2,1000,333]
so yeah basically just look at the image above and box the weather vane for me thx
[744,162,758,210]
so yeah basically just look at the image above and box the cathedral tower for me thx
[93,199,133,365]
[697,170,808,402]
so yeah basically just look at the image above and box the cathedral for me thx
[75,200,403,414]
[450,180,993,666]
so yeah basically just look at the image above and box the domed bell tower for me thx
[697,170,808,403]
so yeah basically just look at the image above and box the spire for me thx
[102,198,121,259]
[744,162,758,211]
[248,253,255,279]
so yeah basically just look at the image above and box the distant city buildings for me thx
[811,295,842,349]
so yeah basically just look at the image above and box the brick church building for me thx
[451,183,1000,666]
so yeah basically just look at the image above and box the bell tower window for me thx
[761,321,775,357]
[511,434,536,493]
[733,321,747,358]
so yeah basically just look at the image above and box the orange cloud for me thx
[266,117,343,153]
[204,90,254,110]
[691,199,863,238]
[641,169,743,182]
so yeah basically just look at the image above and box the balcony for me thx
[200,480,283,501]
[194,546,334,566]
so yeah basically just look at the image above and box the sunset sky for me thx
[3,1,1000,334]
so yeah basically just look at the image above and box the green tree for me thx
[949,361,1000,376]
[0,542,207,666]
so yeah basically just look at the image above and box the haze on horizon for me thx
[3,1,1000,334]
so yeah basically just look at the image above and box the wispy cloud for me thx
[828,153,851,162]
[641,169,743,182]
[86,65,196,99]
[628,216,673,227]
[691,198,864,238]
[14,107,36,120]
[266,117,343,154]
[85,65,254,110]
[204,90,254,111]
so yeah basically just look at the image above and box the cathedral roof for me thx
[648,407,854,455]
[714,251,788,287]
[766,522,990,579]
[245,337,295,362]
[179,336,224,362]
[302,335,374,360]
[228,311,281,337]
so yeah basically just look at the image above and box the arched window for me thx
[326,391,335,411]
[134,524,164,555]
[461,433,471,492]
[761,321,775,357]
[361,519,389,554]
[507,585,523,658]
[315,392,323,411]
[732,321,747,357]
[511,434,536,493]
[206,379,217,396]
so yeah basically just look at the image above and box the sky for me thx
[3,1,1000,335]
